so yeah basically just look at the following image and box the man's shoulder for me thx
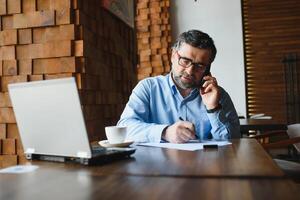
[218,86,226,93]
[133,75,170,97]
[218,86,232,101]
[138,74,169,86]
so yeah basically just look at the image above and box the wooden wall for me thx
[136,0,171,80]
[0,0,136,168]
[242,0,300,122]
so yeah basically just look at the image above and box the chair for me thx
[250,124,300,182]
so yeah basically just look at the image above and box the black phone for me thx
[199,65,211,87]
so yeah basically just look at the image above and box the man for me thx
[118,30,240,143]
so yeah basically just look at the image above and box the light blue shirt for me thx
[118,74,240,143]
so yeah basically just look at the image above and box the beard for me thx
[171,69,201,89]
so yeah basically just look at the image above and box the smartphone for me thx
[199,65,211,87]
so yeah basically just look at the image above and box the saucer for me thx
[98,140,134,148]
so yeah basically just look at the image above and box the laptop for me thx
[8,77,135,165]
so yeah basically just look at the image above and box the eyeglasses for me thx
[176,51,207,72]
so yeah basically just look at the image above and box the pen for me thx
[178,117,198,139]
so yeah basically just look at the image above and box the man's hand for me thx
[162,121,196,143]
[200,75,220,109]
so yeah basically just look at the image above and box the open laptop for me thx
[8,77,135,165]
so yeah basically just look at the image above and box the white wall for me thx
[170,0,246,117]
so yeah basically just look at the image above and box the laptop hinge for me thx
[25,148,35,159]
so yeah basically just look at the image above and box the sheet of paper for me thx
[138,140,232,151]
[0,165,39,174]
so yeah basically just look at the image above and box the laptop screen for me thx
[8,78,92,158]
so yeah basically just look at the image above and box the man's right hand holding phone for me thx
[199,75,221,110]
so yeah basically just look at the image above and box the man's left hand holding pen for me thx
[161,117,196,143]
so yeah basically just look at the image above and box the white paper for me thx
[138,140,232,151]
[0,165,39,174]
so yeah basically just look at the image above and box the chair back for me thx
[287,124,300,153]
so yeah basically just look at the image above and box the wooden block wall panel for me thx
[37,0,71,11]
[7,123,19,139]
[53,0,72,10]
[3,60,17,75]
[0,60,2,76]
[0,124,5,139]
[33,25,75,43]
[33,57,76,74]
[74,40,83,56]
[0,92,11,107]
[18,59,32,75]
[36,0,50,10]
[0,0,6,15]
[0,155,17,168]
[2,15,13,30]
[44,73,72,80]
[2,138,16,154]
[16,41,72,59]
[13,10,55,29]
[29,74,43,81]
[1,75,27,92]
[136,0,171,79]
[0,45,15,60]
[75,73,82,89]
[16,139,23,155]
[7,0,21,14]
[72,0,81,9]
[17,154,27,164]
[56,8,73,25]
[18,29,32,44]
[0,29,18,46]
[22,0,36,13]
[0,108,16,123]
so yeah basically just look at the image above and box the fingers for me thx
[164,121,196,143]
[199,75,221,110]
[180,121,195,132]
[201,76,218,94]
[202,76,218,88]
[181,127,196,140]
[203,83,215,93]
[175,121,196,143]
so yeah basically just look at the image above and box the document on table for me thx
[137,140,232,151]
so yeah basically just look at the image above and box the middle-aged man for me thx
[118,29,240,143]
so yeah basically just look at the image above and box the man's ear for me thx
[170,49,176,64]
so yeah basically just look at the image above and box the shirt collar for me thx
[168,73,178,95]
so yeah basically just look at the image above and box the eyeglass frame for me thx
[175,51,209,72]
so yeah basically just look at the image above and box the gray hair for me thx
[172,30,217,62]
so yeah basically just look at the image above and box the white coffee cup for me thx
[105,126,127,144]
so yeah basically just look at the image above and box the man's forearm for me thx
[118,118,168,143]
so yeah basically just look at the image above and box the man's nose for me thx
[185,64,195,75]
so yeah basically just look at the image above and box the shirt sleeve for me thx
[117,79,169,143]
[206,87,240,139]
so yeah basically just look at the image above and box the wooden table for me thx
[0,139,299,200]
[240,119,287,136]
[90,139,284,178]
